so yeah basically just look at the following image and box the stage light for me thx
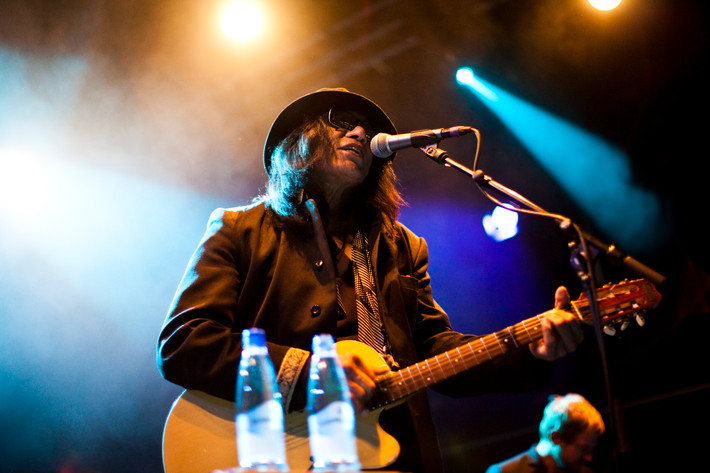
[221,1,263,42]
[588,0,622,11]
[456,67,474,84]
[456,67,498,101]
[482,206,519,242]
[457,69,667,253]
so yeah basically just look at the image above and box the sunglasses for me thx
[325,108,374,142]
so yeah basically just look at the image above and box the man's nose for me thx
[346,125,368,143]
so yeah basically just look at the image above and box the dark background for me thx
[1,1,708,472]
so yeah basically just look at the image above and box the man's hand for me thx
[529,286,585,361]
[339,352,390,415]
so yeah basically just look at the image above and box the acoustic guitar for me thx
[162,279,660,473]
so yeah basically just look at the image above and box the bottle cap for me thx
[312,333,335,353]
[242,327,266,347]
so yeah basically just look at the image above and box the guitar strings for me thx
[373,315,548,404]
[372,283,647,407]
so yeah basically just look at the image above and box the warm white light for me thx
[221,1,263,42]
[588,0,622,11]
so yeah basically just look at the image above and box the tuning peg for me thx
[620,319,631,331]
[635,313,646,326]
[603,326,617,336]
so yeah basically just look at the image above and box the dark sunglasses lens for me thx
[333,117,354,131]
[329,110,373,139]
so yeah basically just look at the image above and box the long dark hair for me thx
[260,115,405,238]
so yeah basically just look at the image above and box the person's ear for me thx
[549,431,563,445]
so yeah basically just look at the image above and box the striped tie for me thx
[352,229,386,354]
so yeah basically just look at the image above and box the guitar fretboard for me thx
[370,313,552,408]
[369,279,657,409]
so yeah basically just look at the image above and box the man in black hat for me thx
[157,88,584,472]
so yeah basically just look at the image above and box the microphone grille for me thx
[370,133,393,159]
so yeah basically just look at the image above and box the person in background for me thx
[486,393,605,473]
[157,87,585,473]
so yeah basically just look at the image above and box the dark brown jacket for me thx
[158,199,549,472]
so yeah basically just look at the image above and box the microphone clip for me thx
[420,145,449,164]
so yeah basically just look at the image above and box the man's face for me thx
[311,110,374,192]
[553,431,598,471]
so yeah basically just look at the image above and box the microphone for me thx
[370,126,475,158]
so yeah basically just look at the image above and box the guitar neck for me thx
[370,312,550,408]
[368,278,658,409]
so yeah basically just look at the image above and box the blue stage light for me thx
[482,206,519,242]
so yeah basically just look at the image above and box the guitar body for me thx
[162,341,400,473]
[162,390,240,473]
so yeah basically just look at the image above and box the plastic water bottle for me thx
[235,328,289,471]
[307,334,361,472]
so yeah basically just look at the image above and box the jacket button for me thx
[315,259,324,270]
[310,305,321,316]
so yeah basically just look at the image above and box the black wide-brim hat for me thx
[263,88,397,175]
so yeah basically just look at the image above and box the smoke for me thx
[0,9,238,470]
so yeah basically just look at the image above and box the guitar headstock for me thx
[573,279,662,336]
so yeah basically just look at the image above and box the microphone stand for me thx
[418,146,666,286]
[418,145,666,472]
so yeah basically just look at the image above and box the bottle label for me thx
[236,400,287,469]
[308,401,359,470]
